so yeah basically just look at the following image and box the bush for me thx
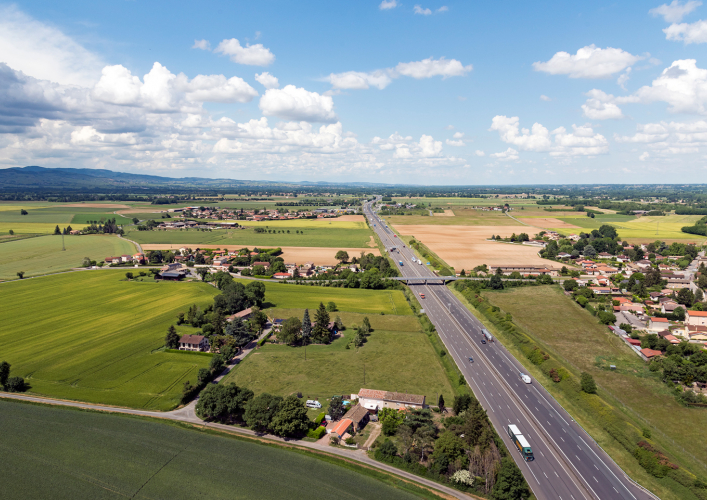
[581,372,597,394]
[375,438,398,460]
[306,426,326,439]
[314,412,326,426]
[576,296,588,307]
[4,376,27,392]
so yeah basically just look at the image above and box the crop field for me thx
[0,221,68,234]
[70,212,133,226]
[124,226,373,248]
[0,401,429,500]
[224,314,454,404]
[0,234,136,280]
[392,196,539,207]
[142,245,380,264]
[482,286,707,490]
[393,224,557,270]
[0,271,219,409]
[551,214,705,242]
[384,208,524,226]
[237,279,413,315]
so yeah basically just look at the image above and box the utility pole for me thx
[61,234,66,251]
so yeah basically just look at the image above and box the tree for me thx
[677,288,695,307]
[165,325,180,349]
[195,383,254,422]
[382,417,400,436]
[125,272,134,280]
[4,377,27,392]
[20,209,28,215]
[673,306,686,321]
[0,361,10,387]
[489,273,504,290]
[8,229,13,235]
[311,302,331,344]
[226,317,255,348]
[209,354,226,375]
[82,257,92,268]
[245,281,266,307]
[277,317,302,345]
[244,393,283,432]
[327,396,346,420]
[326,301,337,312]
[16,271,24,279]
[583,244,597,257]
[335,250,349,263]
[132,217,140,224]
[563,279,578,291]
[453,394,472,415]
[54,225,61,235]
[334,315,344,330]
[248,306,268,335]
[492,457,530,500]
[301,309,312,344]
[375,439,398,460]
[432,431,465,463]
[581,372,597,394]
[438,394,445,413]
[271,394,311,437]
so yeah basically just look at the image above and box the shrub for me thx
[375,438,398,460]
[314,412,326,426]
[581,372,597,394]
[4,376,27,392]
[307,426,326,439]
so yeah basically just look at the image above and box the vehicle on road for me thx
[468,357,473,363]
[419,292,425,299]
[305,400,322,409]
[520,373,532,384]
[508,424,534,461]
[393,234,397,238]
[482,328,493,342]
[399,260,403,266]
[481,338,486,344]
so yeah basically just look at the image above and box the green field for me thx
[223,309,454,404]
[243,280,413,314]
[125,226,373,247]
[384,208,523,226]
[0,271,219,410]
[553,214,706,242]
[0,400,431,500]
[479,286,707,499]
[0,235,136,280]
[71,212,133,226]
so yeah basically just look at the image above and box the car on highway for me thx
[520,373,532,384]
[481,338,486,344]
[419,292,425,299]
[468,357,473,363]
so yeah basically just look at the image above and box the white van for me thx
[519,373,532,384]
[306,400,322,409]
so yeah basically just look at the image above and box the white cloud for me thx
[650,0,701,22]
[214,38,275,66]
[490,148,519,161]
[374,132,444,158]
[181,74,259,103]
[663,19,707,43]
[540,95,552,101]
[533,45,641,78]
[457,96,467,101]
[259,85,337,123]
[453,132,464,139]
[446,139,464,146]
[444,125,454,130]
[0,5,104,87]
[474,150,486,156]
[395,57,472,79]
[615,120,707,156]
[617,67,632,90]
[437,6,449,12]
[630,59,707,113]
[326,70,394,90]
[490,116,608,156]
[414,5,432,15]
[419,135,443,156]
[581,89,624,119]
[379,0,398,9]
[192,39,211,51]
[640,152,650,161]
[255,72,279,89]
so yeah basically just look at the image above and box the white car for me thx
[520,373,532,384]
[306,400,322,409]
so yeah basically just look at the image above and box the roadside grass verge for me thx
[0,271,218,410]
[0,399,439,500]
[451,285,707,500]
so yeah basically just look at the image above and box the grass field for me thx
[0,271,219,410]
[0,401,432,500]
[479,286,707,498]
[223,309,454,404]
[384,208,523,226]
[239,280,413,315]
[0,235,136,280]
[125,226,373,247]
[551,214,706,242]
[71,212,133,225]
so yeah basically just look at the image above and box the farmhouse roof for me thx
[650,317,669,323]
[344,404,369,424]
[688,311,707,317]
[385,391,425,405]
[330,419,353,437]
[640,348,663,358]
[358,388,387,400]
[179,334,205,344]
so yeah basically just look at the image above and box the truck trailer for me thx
[507,425,534,461]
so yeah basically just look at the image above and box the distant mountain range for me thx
[0,166,394,191]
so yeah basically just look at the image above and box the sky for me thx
[2,1,707,185]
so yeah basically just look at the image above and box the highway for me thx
[364,199,656,500]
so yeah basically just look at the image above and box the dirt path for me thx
[363,422,382,448]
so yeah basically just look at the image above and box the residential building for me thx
[355,388,426,411]
[648,317,670,331]
[329,418,354,439]
[343,404,370,432]
[179,334,209,351]
[686,310,707,327]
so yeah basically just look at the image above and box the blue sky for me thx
[2,1,707,184]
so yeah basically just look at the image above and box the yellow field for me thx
[551,214,705,242]
[0,222,64,234]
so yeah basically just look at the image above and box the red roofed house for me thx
[356,388,426,411]
[648,317,670,331]
[329,418,354,439]
[640,348,663,360]
[227,308,252,322]
[273,272,291,279]
[626,338,642,346]
[686,310,707,327]
[179,334,209,352]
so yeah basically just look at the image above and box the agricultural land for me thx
[0,400,431,500]
[0,271,219,410]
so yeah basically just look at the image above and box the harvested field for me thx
[141,245,381,265]
[62,203,131,208]
[394,224,558,270]
[517,217,581,229]
[334,214,366,222]
[433,210,455,217]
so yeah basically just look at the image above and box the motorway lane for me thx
[364,201,655,500]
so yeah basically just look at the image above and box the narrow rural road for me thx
[0,393,470,500]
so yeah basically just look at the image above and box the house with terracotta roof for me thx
[343,404,370,432]
[329,418,353,439]
[640,348,663,360]
[179,334,209,352]
[356,388,426,411]
[687,310,707,327]
[648,317,670,331]
[227,308,252,322]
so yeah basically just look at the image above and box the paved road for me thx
[368,200,656,500]
[0,393,467,500]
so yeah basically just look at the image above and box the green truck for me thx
[507,424,534,461]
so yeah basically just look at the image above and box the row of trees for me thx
[0,361,28,392]
[276,303,343,345]
[53,225,74,235]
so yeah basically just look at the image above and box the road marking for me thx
[544,472,548,478]
[593,476,598,483]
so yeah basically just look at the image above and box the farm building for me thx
[329,418,354,439]
[354,388,426,411]
[178,334,209,352]
[343,403,370,432]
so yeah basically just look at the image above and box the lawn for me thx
[223,315,454,404]
[0,400,431,500]
[241,280,413,315]
[0,234,136,280]
[480,286,707,497]
[124,226,373,247]
[0,271,219,410]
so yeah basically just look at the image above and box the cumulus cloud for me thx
[533,45,641,78]
[395,57,472,79]
[615,120,707,155]
[650,0,701,22]
[215,38,275,66]
[617,67,632,89]
[582,89,624,119]
[326,70,394,90]
[259,85,337,123]
[446,139,464,146]
[490,115,608,156]
[379,0,398,9]
[490,148,519,161]
[453,132,464,139]
[663,19,707,43]
[640,152,650,161]
[0,5,104,87]
[255,72,279,89]
[414,5,432,15]
[474,150,486,156]
[192,39,211,50]
[373,132,444,158]
[630,59,707,113]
